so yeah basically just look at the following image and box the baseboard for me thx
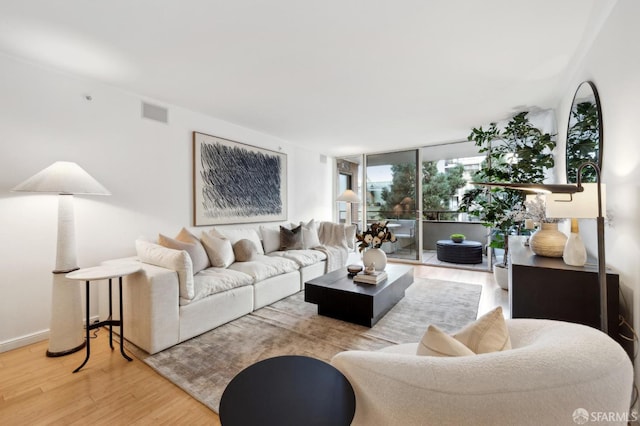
[0,315,100,353]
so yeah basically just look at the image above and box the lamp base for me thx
[46,341,86,357]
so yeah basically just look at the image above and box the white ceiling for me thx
[0,0,616,157]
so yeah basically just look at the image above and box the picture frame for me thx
[193,131,287,225]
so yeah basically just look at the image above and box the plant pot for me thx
[493,263,509,290]
[362,247,387,271]
[529,222,567,258]
[451,237,464,243]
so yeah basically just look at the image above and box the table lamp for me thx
[12,161,110,356]
[337,189,361,226]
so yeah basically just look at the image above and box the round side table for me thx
[66,262,141,373]
[220,355,355,426]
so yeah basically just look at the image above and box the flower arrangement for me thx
[356,221,396,252]
[524,194,562,224]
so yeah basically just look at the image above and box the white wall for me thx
[554,0,640,384]
[0,54,333,351]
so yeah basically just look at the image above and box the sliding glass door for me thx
[365,150,420,262]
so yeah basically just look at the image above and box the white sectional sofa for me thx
[119,220,357,354]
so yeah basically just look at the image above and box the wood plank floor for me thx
[0,265,505,425]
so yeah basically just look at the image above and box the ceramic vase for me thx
[362,247,387,271]
[529,222,567,258]
[563,219,587,266]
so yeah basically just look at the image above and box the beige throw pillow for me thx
[416,306,511,357]
[158,228,210,274]
[233,239,258,262]
[201,232,235,268]
[454,306,512,354]
[417,325,476,357]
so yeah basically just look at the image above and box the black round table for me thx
[436,239,483,264]
[219,355,355,426]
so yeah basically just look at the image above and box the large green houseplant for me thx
[459,112,556,280]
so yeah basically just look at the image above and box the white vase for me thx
[563,219,587,266]
[362,247,387,271]
[529,223,567,258]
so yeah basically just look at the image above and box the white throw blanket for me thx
[316,222,349,272]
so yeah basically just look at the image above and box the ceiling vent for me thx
[141,101,168,124]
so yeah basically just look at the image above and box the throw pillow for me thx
[416,307,511,357]
[260,225,282,254]
[158,228,210,274]
[300,219,321,249]
[201,231,235,268]
[417,325,476,357]
[135,239,195,301]
[454,306,512,354]
[233,239,258,262]
[280,225,303,250]
[345,224,357,250]
[213,227,265,255]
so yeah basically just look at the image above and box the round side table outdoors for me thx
[66,262,141,373]
[436,240,483,264]
[219,355,355,426]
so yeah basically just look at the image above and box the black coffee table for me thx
[219,355,355,426]
[305,264,414,327]
[436,239,483,264]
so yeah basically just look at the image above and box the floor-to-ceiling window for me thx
[365,150,420,262]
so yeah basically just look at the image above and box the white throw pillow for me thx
[158,228,210,274]
[416,307,511,357]
[212,227,265,255]
[260,225,281,254]
[135,239,194,301]
[201,232,235,268]
[417,325,476,357]
[345,224,357,250]
[300,219,321,249]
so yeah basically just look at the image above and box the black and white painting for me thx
[193,132,287,225]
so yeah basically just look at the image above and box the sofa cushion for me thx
[228,254,299,281]
[158,228,210,274]
[280,225,303,250]
[187,267,254,305]
[201,232,235,268]
[213,227,265,255]
[269,249,327,267]
[300,219,321,249]
[233,239,258,262]
[416,306,511,357]
[136,239,195,301]
[260,225,281,254]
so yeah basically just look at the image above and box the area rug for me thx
[142,278,481,413]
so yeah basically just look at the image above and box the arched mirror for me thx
[566,81,603,183]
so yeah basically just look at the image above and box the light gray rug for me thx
[142,278,481,413]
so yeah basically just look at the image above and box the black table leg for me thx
[119,277,133,362]
[73,281,91,373]
[108,278,114,350]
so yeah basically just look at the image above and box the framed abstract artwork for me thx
[193,132,287,225]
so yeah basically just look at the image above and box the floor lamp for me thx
[12,162,110,356]
[337,189,361,226]
[475,161,608,334]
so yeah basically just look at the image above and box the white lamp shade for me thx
[12,161,110,195]
[545,183,605,219]
[336,189,361,203]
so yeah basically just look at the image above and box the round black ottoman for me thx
[436,240,483,264]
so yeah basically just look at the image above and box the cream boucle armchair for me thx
[331,319,633,426]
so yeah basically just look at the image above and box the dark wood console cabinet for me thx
[508,236,620,342]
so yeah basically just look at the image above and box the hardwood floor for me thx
[0,265,504,425]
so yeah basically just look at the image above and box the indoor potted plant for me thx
[459,111,556,289]
[450,233,465,243]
